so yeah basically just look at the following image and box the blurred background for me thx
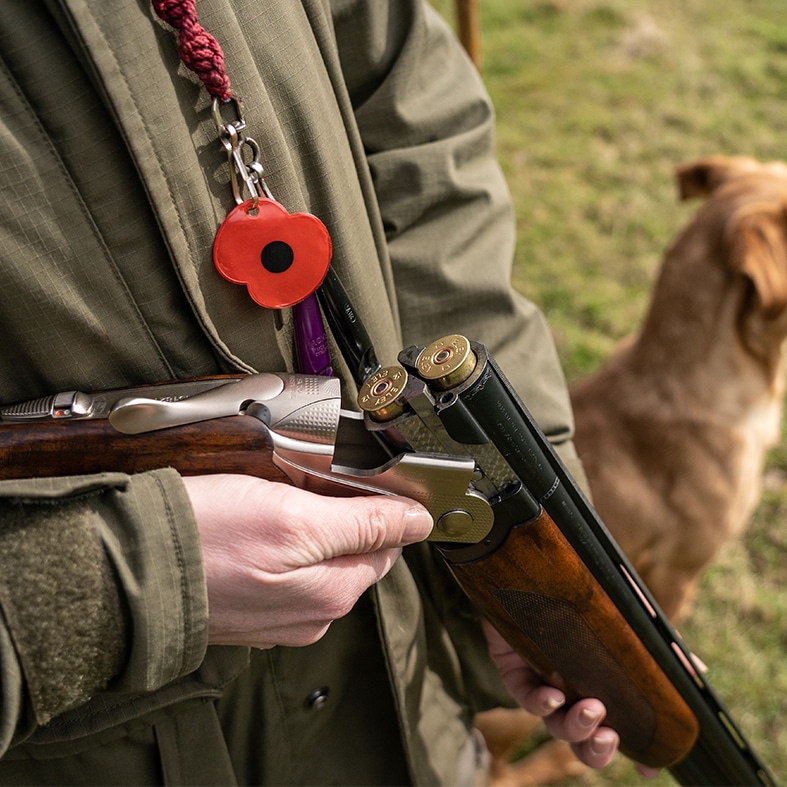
[431,1,787,783]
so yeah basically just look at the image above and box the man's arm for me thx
[0,470,207,754]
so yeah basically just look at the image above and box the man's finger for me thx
[286,491,434,559]
[543,698,607,742]
[572,728,619,770]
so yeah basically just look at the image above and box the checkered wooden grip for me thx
[448,507,700,768]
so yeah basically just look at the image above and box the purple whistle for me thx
[293,293,333,376]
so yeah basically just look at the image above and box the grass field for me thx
[432,1,787,784]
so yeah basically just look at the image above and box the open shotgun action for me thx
[0,334,773,786]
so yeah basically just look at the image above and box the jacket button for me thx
[304,687,329,710]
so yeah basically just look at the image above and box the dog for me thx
[475,156,787,786]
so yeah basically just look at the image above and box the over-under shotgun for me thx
[0,335,773,786]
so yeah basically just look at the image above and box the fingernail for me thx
[543,695,565,713]
[404,507,433,540]
[590,733,616,757]
[579,707,603,728]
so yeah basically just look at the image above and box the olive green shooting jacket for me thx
[0,1,584,784]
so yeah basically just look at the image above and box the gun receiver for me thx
[0,336,773,785]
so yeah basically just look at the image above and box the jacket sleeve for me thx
[0,469,208,755]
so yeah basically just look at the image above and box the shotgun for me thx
[0,334,773,786]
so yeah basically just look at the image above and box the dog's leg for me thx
[503,739,588,787]
[475,708,589,787]
[474,708,542,785]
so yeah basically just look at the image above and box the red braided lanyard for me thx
[152,0,231,100]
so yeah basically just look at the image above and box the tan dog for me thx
[476,156,787,786]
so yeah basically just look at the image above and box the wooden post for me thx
[456,0,482,72]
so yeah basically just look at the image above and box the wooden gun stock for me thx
[0,416,292,485]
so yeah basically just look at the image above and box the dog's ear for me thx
[727,203,787,318]
[676,156,758,201]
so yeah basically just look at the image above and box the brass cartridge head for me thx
[415,335,477,390]
[357,365,409,422]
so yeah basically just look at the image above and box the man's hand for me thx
[484,621,620,769]
[184,474,433,649]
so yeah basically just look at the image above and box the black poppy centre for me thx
[261,240,294,273]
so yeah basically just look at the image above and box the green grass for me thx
[432,1,787,783]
